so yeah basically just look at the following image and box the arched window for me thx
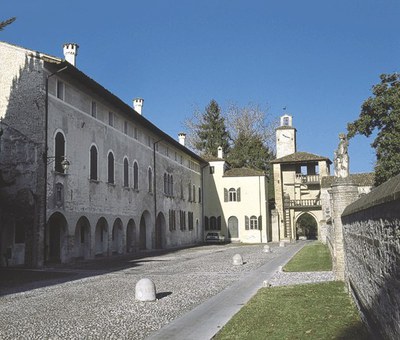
[108,152,114,184]
[170,175,174,196]
[90,145,98,180]
[198,187,202,203]
[148,167,153,193]
[229,188,237,202]
[210,216,217,230]
[188,182,192,201]
[123,158,129,187]
[164,173,168,194]
[133,161,139,190]
[250,216,258,230]
[55,132,65,173]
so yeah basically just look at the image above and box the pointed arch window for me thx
[54,132,65,173]
[123,158,129,187]
[90,145,98,180]
[108,152,115,184]
[164,173,168,194]
[133,161,139,190]
[148,167,153,193]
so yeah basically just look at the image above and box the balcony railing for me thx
[287,199,321,208]
[295,174,320,184]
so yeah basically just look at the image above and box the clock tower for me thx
[276,114,296,158]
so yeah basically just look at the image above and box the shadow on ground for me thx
[0,244,217,297]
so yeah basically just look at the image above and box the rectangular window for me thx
[91,101,97,118]
[56,80,64,100]
[188,212,194,231]
[134,127,138,139]
[108,112,114,127]
[209,166,215,174]
[124,121,128,135]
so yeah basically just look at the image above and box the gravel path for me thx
[0,243,334,340]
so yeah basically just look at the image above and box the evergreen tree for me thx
[228,131,273,170]
[194,99,230,157]
[347,73,400,186]
[225,103,276,170]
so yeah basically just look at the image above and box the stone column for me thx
[330,178,359,280]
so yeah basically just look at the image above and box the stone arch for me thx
[47,212,68,263]
[139,210,151,250]
[75,216,91,259]
[295,212,318,240]
[111,218,124,254]
[155,212,166,249]
[95,217,108,256]
[126,219,136,253]
[227,216,239,239]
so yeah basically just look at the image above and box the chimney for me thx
[63,43,79,66]
[133,98,144,115]
[217,146,223,159]
[178,133,186,146]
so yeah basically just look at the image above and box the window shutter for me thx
[245,216,249,230]
[224,188,228,202]
[205,217,209,230]
[258,216,262,230]
[217,216,222,230]
[237,188,241,202]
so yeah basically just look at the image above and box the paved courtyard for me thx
[0,242,332,339]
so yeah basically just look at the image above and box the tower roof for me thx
[271,151,332,164]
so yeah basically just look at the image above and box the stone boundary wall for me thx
[341,174,400,340]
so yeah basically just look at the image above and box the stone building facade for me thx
[0,42,205,267]
[271,114,331,242]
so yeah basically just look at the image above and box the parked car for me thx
[205,232,223,243]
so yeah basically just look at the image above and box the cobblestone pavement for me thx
[0,242,333,340]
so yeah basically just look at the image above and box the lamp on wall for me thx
[46,155,70,172]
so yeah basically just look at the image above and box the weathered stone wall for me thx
[342,174,400,340]
[0,43,46,267]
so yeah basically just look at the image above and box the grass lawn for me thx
[214,242,370,339]
[284,241,332,272]
[214,281,370,340]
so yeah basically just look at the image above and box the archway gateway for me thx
[295,213,318,240]
[48,212,68,263]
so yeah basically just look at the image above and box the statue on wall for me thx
[334,133,349,178]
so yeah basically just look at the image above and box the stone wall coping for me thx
[342,173,400,217]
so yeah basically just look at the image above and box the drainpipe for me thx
[43,65,68,266]
[200,163,208,243]
[153,139,162,249]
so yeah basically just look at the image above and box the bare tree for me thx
[0,17,16,31]
[225,102,278,154]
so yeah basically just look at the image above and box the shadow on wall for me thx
[0,52,45,268]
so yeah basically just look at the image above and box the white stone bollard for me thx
[279,241,286,247]
[135,278,156,302]
[263,245,271,253]
[232,254,243,266]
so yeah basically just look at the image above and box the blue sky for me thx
[2,1,400,173]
